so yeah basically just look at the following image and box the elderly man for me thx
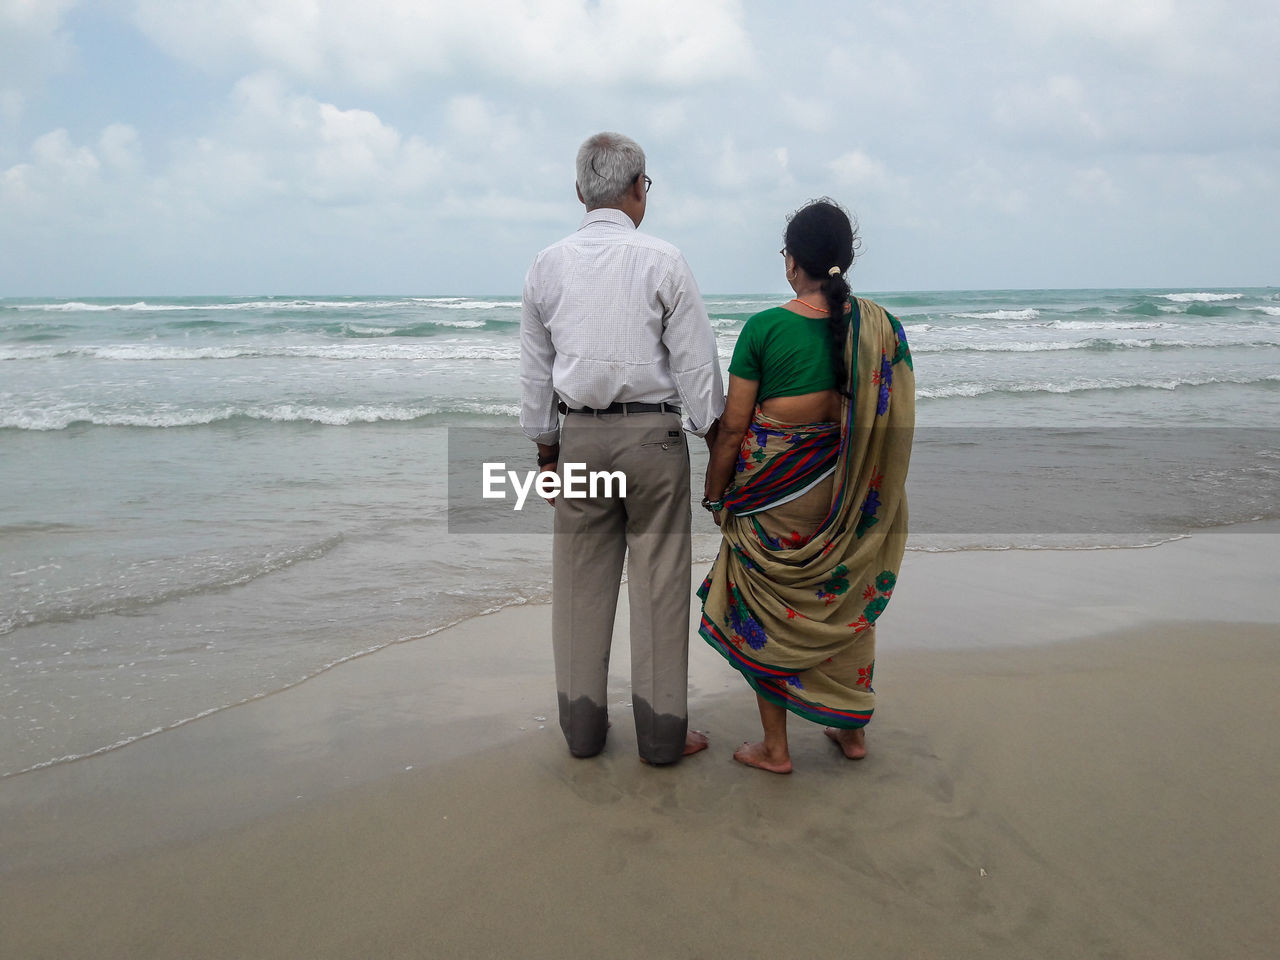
[520,132,725,764]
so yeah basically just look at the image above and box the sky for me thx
[1,0,1277,296]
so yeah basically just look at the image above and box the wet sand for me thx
[2,530,1278,959]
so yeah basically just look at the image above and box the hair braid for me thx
[783,198,860,395]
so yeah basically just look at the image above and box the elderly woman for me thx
[699,199,915,773]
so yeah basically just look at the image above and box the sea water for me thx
[2,289,1279,776]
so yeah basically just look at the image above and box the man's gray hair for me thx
[576,132,646,208]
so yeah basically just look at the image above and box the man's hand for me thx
[536,442,560,506]
[540,462,558,506]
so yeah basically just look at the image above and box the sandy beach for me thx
[2,527,1278,960]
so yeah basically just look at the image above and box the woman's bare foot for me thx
[684,730,710,755]
[733,740,792,774]
[824,727,867,760]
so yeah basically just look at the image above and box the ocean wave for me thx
[913,336,1280,355]
[1041,319,1171,331]
[339,318,488,336]
[0,535,346,636]
[916,338,1162,354]
[0,342,522,362]
[952,309,1041,321]
[0,401,520,431]
[703,298,781,309]
[1160,292,1244,303]
[918,373,1280,400]
[5,297,520,315]
[11,299,388,313]
[1253,306,1280,317]
[407,298,516,310]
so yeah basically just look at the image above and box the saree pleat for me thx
[698,298,915,728]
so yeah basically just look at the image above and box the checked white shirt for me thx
[519,207,725,444]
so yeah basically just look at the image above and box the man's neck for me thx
[585,202,643,228]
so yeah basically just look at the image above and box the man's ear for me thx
[576,183,585,205]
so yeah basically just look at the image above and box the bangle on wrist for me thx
[701,496,723,513]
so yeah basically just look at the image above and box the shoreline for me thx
[2,529,1278,957]
[7,518,1279,779]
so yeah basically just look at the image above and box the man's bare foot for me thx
[732,740,792,774]
[824,726,867,760]
[639,730,708,765]
[684,730,710,756]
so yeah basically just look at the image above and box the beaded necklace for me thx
[788,297,829,314]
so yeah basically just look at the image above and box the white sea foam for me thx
[0,342,521,362]
[0,400,520,431]
[952,309,1040,321]
[913,338,1194,354]
[704,298,783,309]
[408,298,513,309]
[10,297,518,314]
[1160,292,1243,303]
[914,340,1077,354]
[17,299,380,312]
[1044,319,1170,330]
[918,373,1280,400]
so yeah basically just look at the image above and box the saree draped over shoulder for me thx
[698,297,915,728]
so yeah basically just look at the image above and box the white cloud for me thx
[132,0,755,90]
[711,137,789,192]
[445,95,522,154]
[179,73,445,206]
[954,160,1030,217]
[1069,166,1121,205]
[32,128,99,179]
[992,73,1105,148]
[1,126,110,226]
[828,148,909,199]
[99,123,143,171]
[4,0,1279,293]
[0,0,81,123]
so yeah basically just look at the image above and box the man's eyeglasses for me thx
[589,157,652,193]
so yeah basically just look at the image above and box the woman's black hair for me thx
[784,198,861,394]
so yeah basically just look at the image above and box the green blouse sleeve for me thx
[728,316,761,381]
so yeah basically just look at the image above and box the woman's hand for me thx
[705,374,759,505]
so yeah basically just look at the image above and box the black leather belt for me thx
[558,401,681,416]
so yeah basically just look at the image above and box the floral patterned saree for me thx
[698,297,915,728]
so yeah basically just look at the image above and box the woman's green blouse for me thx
[728,306,838,401]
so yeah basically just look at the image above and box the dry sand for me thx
[2,528,1278,959]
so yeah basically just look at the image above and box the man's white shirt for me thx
[520,207,725,444]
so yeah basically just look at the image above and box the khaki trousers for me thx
[551,410,692,764]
